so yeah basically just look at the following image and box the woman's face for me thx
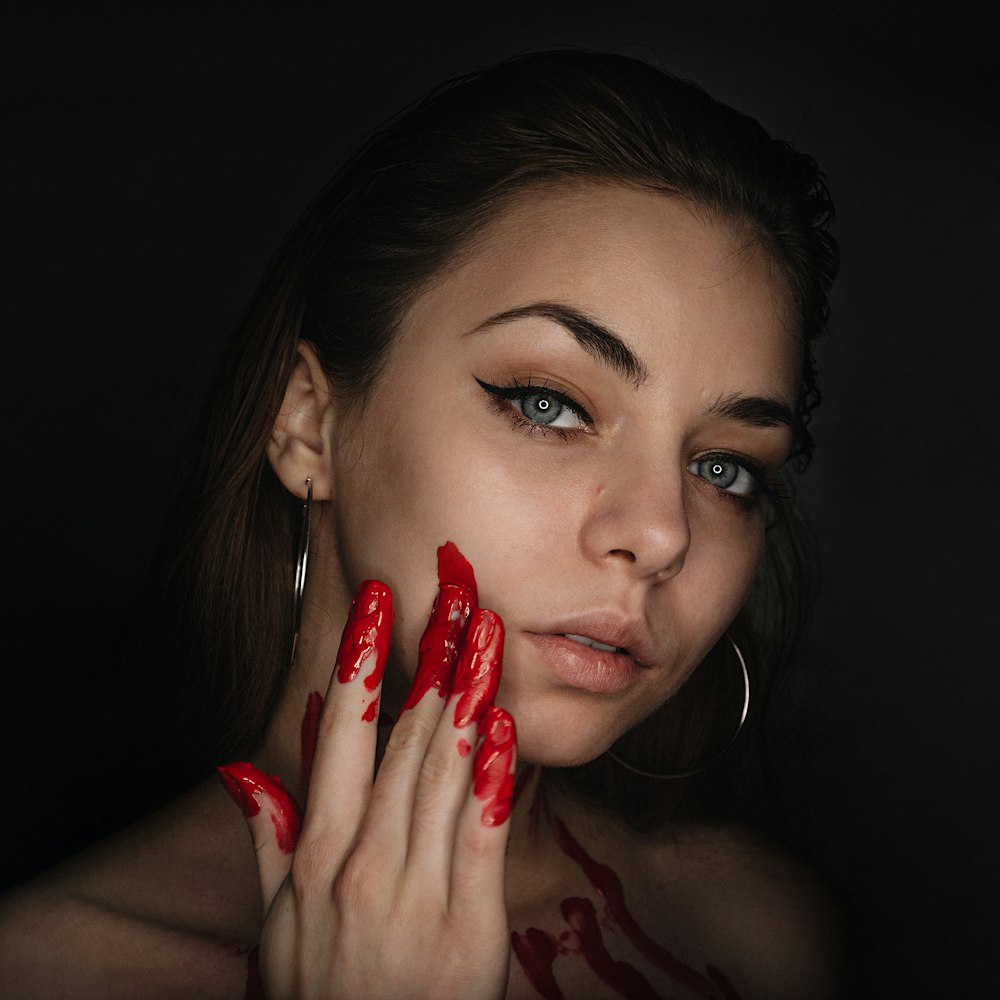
[329,184,799,766]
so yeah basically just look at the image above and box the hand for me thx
[219,576,517,1000]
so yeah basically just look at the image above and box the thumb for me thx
[218,762,301,906]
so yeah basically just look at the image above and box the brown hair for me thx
[160,50,837,787]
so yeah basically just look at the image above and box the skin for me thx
[274,183,799,768]
[0,184,839,999]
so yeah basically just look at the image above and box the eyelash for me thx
[475,376,788,513]
[687,452,789,513]
[475,377,594,441]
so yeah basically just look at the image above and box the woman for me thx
[0,50,840,998]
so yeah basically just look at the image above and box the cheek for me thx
[333,405,557,677]
[686,507,765,629]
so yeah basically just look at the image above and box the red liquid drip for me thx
[473,706,516,826]
[244,946,264,1000]
[217,762,302,855]
[336,580,394,690]
[551,816,732,998]
[453,609,503,728]
[511,927,566,1000]
[437,540,478,603]
[403,583,474,710]
[457,737,472,757]
[361,696,380,723]
[299,690,323,791]
[562,897,658,999]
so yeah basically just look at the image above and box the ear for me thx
[267,341,337,500]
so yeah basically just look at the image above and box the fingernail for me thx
[473,706,516,827]
[437,541,479,604]
[217,762,302,854]
[403,584,474,710]
[337,580,394,690]
[453,609,504,729]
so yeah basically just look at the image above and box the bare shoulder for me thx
[634,820,842,1000]
[0,780,261,1000]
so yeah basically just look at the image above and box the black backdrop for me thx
[5,4,999,997]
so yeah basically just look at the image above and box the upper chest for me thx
[502,814,747,1000]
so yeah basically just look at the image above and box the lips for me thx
[525,633,643,695]
[562,633,626,654]
[532,612,658,667]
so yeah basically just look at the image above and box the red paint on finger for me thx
[437,540,478,603]
[217,762,302,855]
[562,897,658,999]
[336,580,394,690]
[457,737,471,757]
[362,696,380,722]
[300,690,324,790]
[551,816,730,998]
[403,582,474,709]
[511,928,566,1000]
[453,609,504,728]
[473,705,516,826]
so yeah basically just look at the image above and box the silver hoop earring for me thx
[606,634,750,780]
[290,477,312,666]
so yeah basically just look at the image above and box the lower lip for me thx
[525,633,644,695]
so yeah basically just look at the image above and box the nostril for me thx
[608,548,637,562]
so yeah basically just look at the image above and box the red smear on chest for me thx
[511,927,566,1000]
[299,690,324,790]
[217,762,302,855]
[437,540,478,602]
[562,897,658,999]
[550,816,737,999]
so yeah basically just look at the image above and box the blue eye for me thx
[514,391,584,428]
[476,378,592,433]
[688,456,759,496]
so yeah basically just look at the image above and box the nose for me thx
[578,454,691,582]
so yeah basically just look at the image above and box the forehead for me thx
[401,183,800,401]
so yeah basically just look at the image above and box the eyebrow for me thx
[707,392,797,430]
[466,302,649,387]
[468,301,797,433]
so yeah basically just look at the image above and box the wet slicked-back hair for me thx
[162,51,837,799]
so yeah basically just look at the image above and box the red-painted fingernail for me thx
[437,541,479,604]
[453,609,504,729]
[336,580,394,690]
[403,583,474,710]
[473,706,516,827]
[217,762,302,854]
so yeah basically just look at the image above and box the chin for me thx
[497,693,626,769]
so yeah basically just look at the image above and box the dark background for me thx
[5,4,999,997]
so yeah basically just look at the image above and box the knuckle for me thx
[416,743,459,790]
[288,841,330,904]
[331,853,375,912]
[383,713,436,759]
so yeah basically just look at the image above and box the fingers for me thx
[405,610,504,873]
[217,762,302,907]
[302,580,394,835]
[451,706,517,911]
